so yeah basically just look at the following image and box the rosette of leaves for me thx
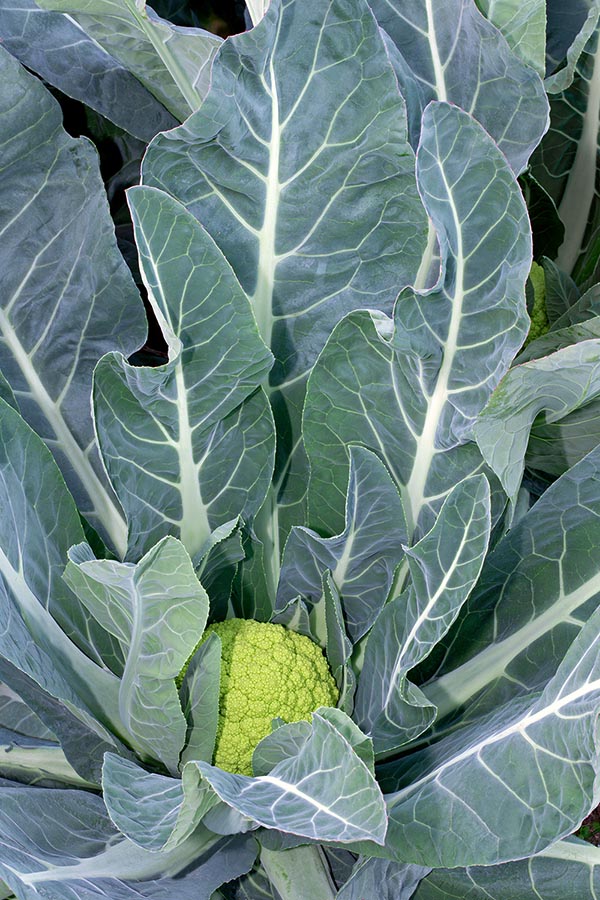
[2,1,600,899]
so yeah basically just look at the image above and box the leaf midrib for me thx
[0,308,128,556]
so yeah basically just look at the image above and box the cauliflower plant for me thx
[202,618,339,775]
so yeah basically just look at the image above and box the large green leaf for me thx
[367,0,548,173]
[251,721,310,780]
[94,186,274,561]
[476,0,546,75]
[517,318,600,363]
[0,658,117,786]
[0,0,177,141]
[253,709,375,779]
[179,632,221,767]
[475,340,600,503]
[383,603,600,867]
[64,536,208,773]
[0,786,257,900]
[35,0,222,121]
[102,753,217,852]
[546,0,600,91]
[527,394,600,478]
[305,102,531,542]
[513,314,600,480]
[275,446,407,643]
[143,0,427,570]
[0,683,53,742]
[355,476,490,755]
[197,714,387,845]
[423,441,600,727]
[551,282,600,327]
[0,48,145,556]
[413,838,600,899]
[338,859,430,900]
[0,400,123,741]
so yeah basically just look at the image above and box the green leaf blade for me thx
[102,753,217,852]
[414,838,600,899]
[64,536,208,772]
[198,715,387,845]
[0,401,124,742]
[421,441,600,747]
[0,0,178,140]
[276,446,407,643]
[94,187,275,561]
[35,0,222,119]
[475,340,600,503]
[0,48,145,556]
[368,0,548,173]
[476,0,546,76]
[143,0,428,537]
[384,604,600,867]
[355,475,491,754]
[306,102,531,541]
[0,785,256,899]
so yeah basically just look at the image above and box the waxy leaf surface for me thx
[94,187,274,561]
[0,48,145,555]
[143,0,427,549]
[305,102,530,541]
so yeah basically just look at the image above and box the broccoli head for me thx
[201,618,339,775]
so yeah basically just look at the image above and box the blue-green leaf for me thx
[64,536,208,772]
[368,0,548,172]
[413,837,600,899]
[35,0,222,120]
[0,726,92,789]
[546,1,600,91]
[197,714,387,845]
[0,683,52,742]
[94,186,275,561]
[476,0,546,76]
[475,341,600,504]
[0,401,123,745]
[102,753,217,852]
[384,603,600,867]
[355,476,490,754]
[0,48,145,556]
[276,446,407,642]
[338,858,430,900]
[414,838,600,900]
[305,103,530,543]
[180,632,221,767]
[0,785,257,900]
[0,0,177,140]
[423,442,600,727]
[143,0,427,546]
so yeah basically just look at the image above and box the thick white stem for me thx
[557,39,600,275]
[260,846,337,900]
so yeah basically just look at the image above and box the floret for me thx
[201,618,338,775]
